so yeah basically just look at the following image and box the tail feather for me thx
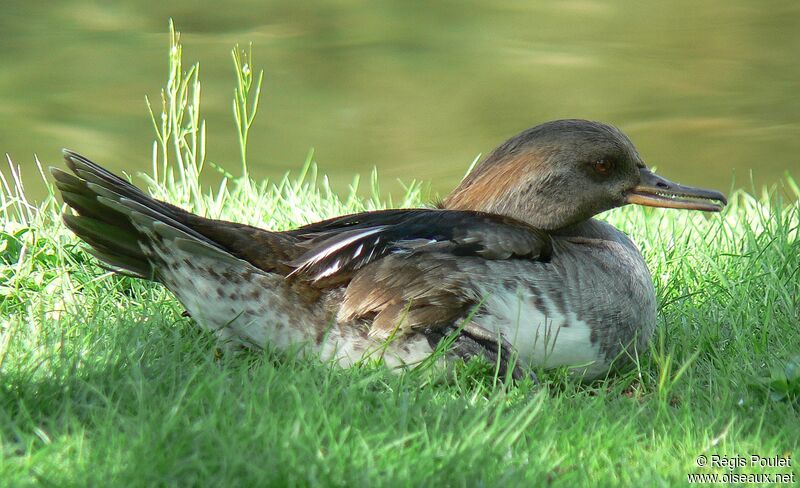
[85,245,153,278]
[62,213,145,259]
[52,170,125,226]
[61,211,152,278]
[53,149,307,280]
[63,150,151,204]
[52,149,227,279]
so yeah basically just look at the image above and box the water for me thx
[2,0,799,202]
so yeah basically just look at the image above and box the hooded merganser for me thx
[52,119,727,380]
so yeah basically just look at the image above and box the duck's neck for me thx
[443,190,586,231]
[552,219,610,238]
[441,153,590,230]
[551,218,641,253]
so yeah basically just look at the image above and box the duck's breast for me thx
[470,231,656,379]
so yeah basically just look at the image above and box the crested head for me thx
[443,119,726,230]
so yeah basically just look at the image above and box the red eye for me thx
[593,160,611,175]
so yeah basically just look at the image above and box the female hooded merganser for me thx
[52,119,726,380]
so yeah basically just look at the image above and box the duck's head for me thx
[443,119,727,230]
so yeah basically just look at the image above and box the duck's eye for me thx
[593,159,612,175]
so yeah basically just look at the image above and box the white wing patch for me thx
[289,226,388,281]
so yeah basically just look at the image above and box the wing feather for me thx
[287,209,551,285]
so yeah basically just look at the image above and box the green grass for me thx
[1,24,798,486]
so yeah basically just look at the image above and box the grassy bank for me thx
[1,26,798,486]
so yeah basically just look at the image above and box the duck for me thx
[51,119,727,380]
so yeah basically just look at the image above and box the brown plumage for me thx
[52,119,727,380]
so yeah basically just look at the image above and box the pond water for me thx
[2,0,799,201]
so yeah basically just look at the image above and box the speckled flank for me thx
[138,226,435,370]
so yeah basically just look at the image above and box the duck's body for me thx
[52,120,725,380]
[151,216,652,379]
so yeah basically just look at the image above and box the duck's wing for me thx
[287,209,552,340]
[287,209,551,284]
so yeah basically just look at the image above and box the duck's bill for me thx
[625,168,727,212]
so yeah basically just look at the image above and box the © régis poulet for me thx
[52,119,727,381]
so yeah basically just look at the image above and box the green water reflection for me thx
[2,0,798,201]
